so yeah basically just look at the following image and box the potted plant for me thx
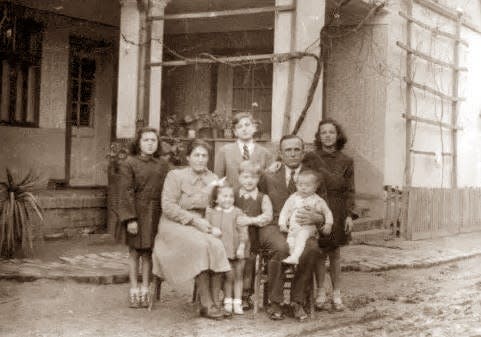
[0,169,45,258]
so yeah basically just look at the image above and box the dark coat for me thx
[303,150,356,247]
[116,155,169,249]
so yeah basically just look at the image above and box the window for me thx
[69,38,97,127]
[0,7,42,127]
[232,64,272,139]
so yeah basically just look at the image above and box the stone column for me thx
[147,0,170,130]
[271,0,325,142]
[116,0,141,138]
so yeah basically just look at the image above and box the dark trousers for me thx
[290,238,321,305]
[259,224,289,304]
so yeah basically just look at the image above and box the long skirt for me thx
[152,214,231,284]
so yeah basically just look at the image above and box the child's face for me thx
[216,187,235,209]
[296,174,318,197]
[238,171,259,191]
[234,117,256,141]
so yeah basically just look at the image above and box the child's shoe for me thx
[129,288,140,308]
[223,297,233,313]
[233,299,244,315]
[282,255,299,265]
[332,290,345,311]
[139,286,150,308]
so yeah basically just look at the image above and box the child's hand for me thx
[321,223,332,236]
[236,244,245,259]
[127,221,138,235]
[211,227,222,237]
[237,216,251,227]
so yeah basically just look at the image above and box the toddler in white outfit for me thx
[279,170,333,264]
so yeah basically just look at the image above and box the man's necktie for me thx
[242,144,250,160]
[287,169,296,193]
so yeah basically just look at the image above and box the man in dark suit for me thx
[258,134,325,321]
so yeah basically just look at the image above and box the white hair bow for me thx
[210,177,227,187]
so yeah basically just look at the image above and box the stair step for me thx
[351,229,393,244]
[353,217,383,232]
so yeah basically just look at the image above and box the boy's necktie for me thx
[243,144,250,160]
[287,169,296,194]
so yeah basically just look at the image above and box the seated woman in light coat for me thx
[151,139,231,320]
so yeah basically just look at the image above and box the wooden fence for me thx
[402,187,481,240]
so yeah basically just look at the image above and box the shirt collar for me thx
[285,165,302,185]
[237,139,254,155]
[138,154,157,162]
[239,187,259,200]
[188,167,212,185]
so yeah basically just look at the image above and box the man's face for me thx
[280,137,304,169]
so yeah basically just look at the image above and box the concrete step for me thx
[351,229,393,244]
[353,217,384,232]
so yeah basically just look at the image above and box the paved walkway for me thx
[2,232,481,284]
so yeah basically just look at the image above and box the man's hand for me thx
[320,223,332,236]
[127,221,138,235]
[345,216,353,234]
[295,206,325,226]
[266,161,282,173]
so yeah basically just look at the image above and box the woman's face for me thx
[139,131,159,155]
[319,123,338,149]
[187,145,209,173]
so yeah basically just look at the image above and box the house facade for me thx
[1,0,481,236]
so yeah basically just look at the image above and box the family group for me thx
[116,112,355,322]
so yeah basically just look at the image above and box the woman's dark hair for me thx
[186,139,212,157]
[314,118,348,151]
[210,180,233,208]
[132,127,161,157]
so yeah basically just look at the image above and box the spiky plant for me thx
[0,169,44,258]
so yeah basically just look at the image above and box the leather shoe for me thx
[292,302,308,322]
[200,306,225,320]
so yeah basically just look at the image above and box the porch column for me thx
[271,0,325,142]
[116,0,141,138]
[147,0,170,130]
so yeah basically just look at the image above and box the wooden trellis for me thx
[399,0,467,188]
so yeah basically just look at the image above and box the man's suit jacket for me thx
[214,142,272,189]
[258,164,327,224]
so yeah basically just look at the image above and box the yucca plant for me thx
[0,168,44,258]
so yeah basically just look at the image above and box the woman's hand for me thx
[211,227,222,237]
[127,221,138,235]
[192,218,212,233]
[295,206,325,226]
[266,161,282,173]
[344,216,353,234]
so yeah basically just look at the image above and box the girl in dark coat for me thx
[303,119,356,311]
[117,127,169,308]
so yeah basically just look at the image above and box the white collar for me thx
[239,187,259,199]
[215,206,235,213]
[237,140,255,154]
[285,165,302,186]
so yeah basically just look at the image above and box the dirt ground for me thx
[1,255,481,337]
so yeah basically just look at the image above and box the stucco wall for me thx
[0,6,117,185]
[324,24,388,217]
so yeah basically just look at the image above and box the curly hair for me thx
[314,118,348,151]
[131,127,161,157]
